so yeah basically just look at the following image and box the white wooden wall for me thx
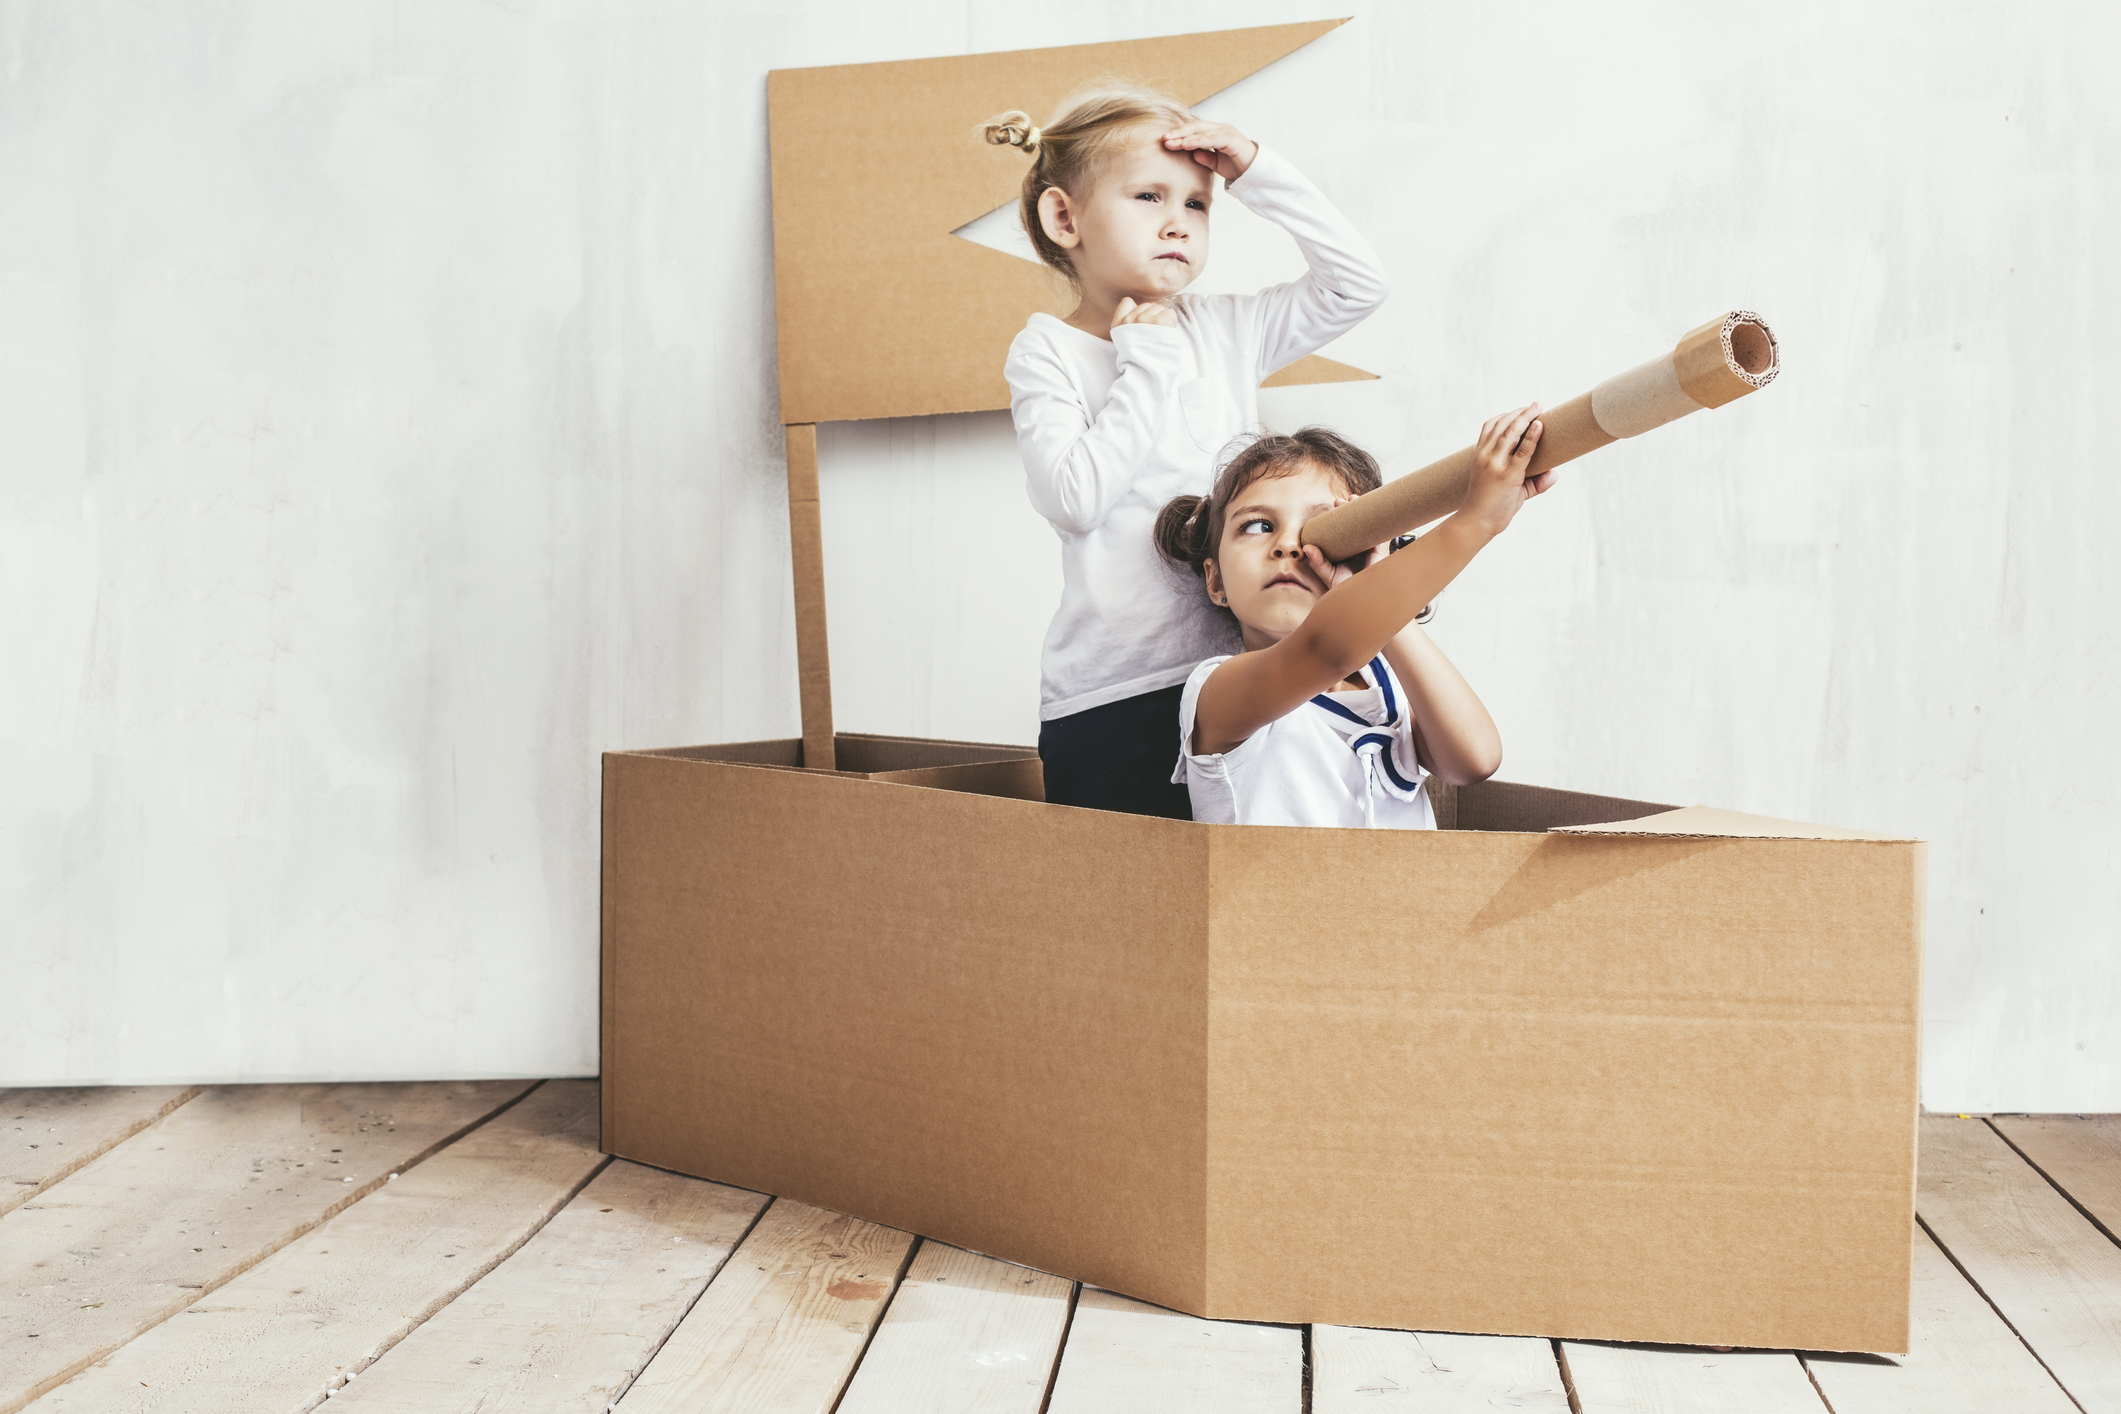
[3,0,2113,1111]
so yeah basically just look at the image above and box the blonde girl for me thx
[985,88,1388,818]
[1153,411,1556,827]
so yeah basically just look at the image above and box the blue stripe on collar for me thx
[1370,656,1398,726]
[1311,658,1399,728]
[1315,659,1421,797]
[1309,692,1370,725]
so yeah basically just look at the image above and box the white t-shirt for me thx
[1004,145,1390,721]
[1174,654,1437,830]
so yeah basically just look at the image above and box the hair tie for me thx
[1022,126,1042,154]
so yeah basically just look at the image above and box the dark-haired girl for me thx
[1153,413,1557,827]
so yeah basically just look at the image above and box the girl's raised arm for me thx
[1216,145,1391,382]
[1191,406,1551,756]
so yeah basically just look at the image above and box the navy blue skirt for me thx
[1038,684,1194,821]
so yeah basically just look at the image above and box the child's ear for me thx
[1037,187,1081,250]
[1204,558,1228,608]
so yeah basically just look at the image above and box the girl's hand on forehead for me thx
[1110,296,1176,333]
[1299,498,1385,590]
[1161,122,1259,182]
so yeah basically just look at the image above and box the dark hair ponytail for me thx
[1153,494,1214,575]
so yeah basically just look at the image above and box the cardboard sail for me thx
[767,19,1374,424]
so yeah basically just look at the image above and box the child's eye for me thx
[1186,199,1206,211]
[1239,518,1272,535]
[1134,191,1160,202]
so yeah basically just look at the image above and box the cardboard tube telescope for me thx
[1300,311,1780,561]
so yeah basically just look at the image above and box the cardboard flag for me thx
[767,19,1375,425]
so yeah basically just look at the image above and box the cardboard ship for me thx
[599,21,1922,1353]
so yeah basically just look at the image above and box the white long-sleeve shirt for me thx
[1005,145,1390,721]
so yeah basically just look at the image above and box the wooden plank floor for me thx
[3,1093,2115,1413]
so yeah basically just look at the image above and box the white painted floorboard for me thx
[1919,1113,2121,1413]
[1312,1326,1570,1412]
[615,1197,915,1414]
[1044,1287,1301,1414]
[833,1241,1073,1414]
[1560,1341,1827,1414]
[1993,1115,2121,1240]
[1802,1223,2078,1414]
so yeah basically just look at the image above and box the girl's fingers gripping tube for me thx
[1298,311,1779,562]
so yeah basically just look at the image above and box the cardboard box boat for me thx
[601,732,1922,1352]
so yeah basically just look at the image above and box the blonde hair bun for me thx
[981,110,1041,153]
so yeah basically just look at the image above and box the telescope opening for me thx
[1729,319,1776,378]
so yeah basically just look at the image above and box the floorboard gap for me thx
[602,1192,779,1412]
[297,1151,616,1413]
[1553,1338,1583,1414]
[1914,1211,2091,1414]
[1798,1352,1840,1413]
[303,1153,615,1407]
[824,1233,923,1414]
[1,1085,206,1218]
[1985,1117,2121,1252]
[1034,1282,1082,1414]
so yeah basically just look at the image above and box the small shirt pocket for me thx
[1178,377,1241,458]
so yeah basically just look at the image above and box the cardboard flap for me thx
[1554,805,1916,842]
[1438,779,1676,833]
[867,758,1046,802]
[615,735,1043,799]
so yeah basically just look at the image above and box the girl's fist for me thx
[1111,297,1176,332]
[1300,498,1384,590]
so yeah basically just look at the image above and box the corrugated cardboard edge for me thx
[1903,838,1929,1353]
[1555,804,1920,842]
